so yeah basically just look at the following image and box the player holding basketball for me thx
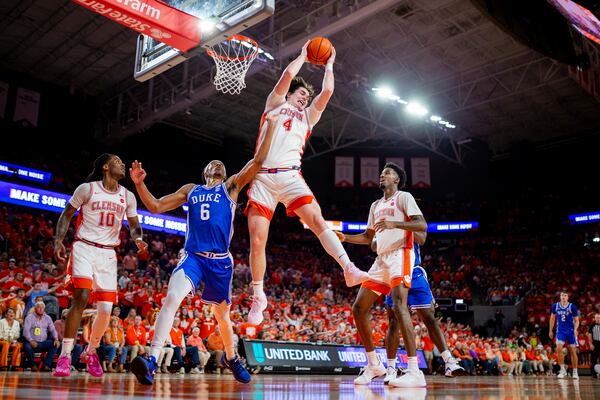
[336,163,427,387]
[549,291,580,379]
[378,239,464,382]
[246,40,368,325]
[53,154,148,378]
[128,114,277,385]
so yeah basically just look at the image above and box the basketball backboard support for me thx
[134,0,274,82]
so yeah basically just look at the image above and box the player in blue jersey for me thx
[378,235,464,382]
[549,292,580,379]
[127,114,278,385]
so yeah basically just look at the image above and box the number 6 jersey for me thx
[69,181,138,247]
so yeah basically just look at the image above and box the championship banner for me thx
[243,340,427,374]
[385,157,405,170]
[334,157,354,187]
[0,81,8,119]
[13,88,40,127]
[71,0,202,52]
[411,157,431,188]
[360,157,379,187]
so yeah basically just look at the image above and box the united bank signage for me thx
[243,340,427,373]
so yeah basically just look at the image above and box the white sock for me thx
[441,350,452,363]
[252,281,264,296]
[408,356,419,371]
[317,229,351,269]
[388,358,396,369]
[151,269,192,360]
[89,301,113,351]
[61,338,74,357]
[572,368,577,373]
[561,364,566,371]
[366,351,380,366]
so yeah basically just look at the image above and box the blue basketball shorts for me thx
[173,251,234,305]
[385,266,433,310]
[556,331,577,346]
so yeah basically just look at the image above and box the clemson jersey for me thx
[69,181,138,246]
[367,190,423,255]
[258,102,312,168]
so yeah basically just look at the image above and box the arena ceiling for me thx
[2,0,600,164]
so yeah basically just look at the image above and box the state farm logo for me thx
[150,28,172,39]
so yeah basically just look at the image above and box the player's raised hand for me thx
[129,160,147,185]
[548,331,554,339]
[326,46,336,66]
[301,40,310,62]
[54,240,67,264]
[135,237,148,254]
[334,230,345,242]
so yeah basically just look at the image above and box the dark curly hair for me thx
[287,76,315,102]
[383,162,407,189]
[85,153,115,182]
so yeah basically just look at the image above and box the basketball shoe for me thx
[344,262,369,287]
[248,292,268,325]
[222,354,251,383]
[445,357,466,377]
[383,366,398,384]
[354,362,386,385]
[80,346,103,377]
[53,355,71,377]
[131,355,158,385]
[389,369,426,388]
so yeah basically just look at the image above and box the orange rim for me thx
[207,34,259,61]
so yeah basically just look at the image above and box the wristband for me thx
[326,64,333,71]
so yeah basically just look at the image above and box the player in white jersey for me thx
[336,162,428,388]
[246,42,368,325]
[52,153,148,378]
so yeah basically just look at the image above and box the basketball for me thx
[306,37,333,65]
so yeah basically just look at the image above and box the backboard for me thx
[134,0,274,82]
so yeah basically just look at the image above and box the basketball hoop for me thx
[207,34,259,95]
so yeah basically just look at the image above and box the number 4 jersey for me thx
[185,183,236,254]
[69,181,138,247]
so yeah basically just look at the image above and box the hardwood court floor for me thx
[0,372,598,399]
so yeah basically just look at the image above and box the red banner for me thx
[72,0,201,52]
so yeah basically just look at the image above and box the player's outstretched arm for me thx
[335,228,375,246]
[266,41,309,110]
[548,313,555,339]
[226,113,278,198]
[129,160,193,214]
[307,47,336,126]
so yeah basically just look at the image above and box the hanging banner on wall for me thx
[0,82,8,119]
[411,157,431,188]
[385,157,405,170]
[360,157,379,187]
[13,88,40,127]
[334,157,354,187]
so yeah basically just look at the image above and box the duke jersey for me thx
[69,181,137,246]
[185,183,236,254]
[367,190,423,254]
[258,102,311,169]
[552,302,579,333]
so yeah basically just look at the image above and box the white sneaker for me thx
[389,369,427,388]
[354,363,386,385]
[179,367,186,374]
[572,370,579,380]
[383,366,398,385]
[557,369,567,379]
[344,263,370,287]
[190,367,201,374]
[445,358,465,377]
[248,292,268,325]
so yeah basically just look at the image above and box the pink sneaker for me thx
[343,262,369,287]
[52,355,71,377]
[81,348,103,377]
[247,292,268,325]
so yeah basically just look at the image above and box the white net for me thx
[208,35,259,95]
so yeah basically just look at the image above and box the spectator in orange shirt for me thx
[101,317,127,372]
[170,317,200,374]
[187,327,211,373]
[207,326,226,373]
[126,316,147,360]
